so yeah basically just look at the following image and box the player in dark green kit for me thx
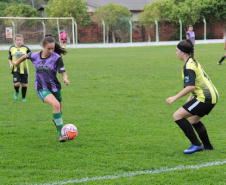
[166,39,218,154]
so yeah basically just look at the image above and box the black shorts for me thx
[182,98,216,117]
[12,72,28,84]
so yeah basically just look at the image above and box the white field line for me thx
[37,160,226,185]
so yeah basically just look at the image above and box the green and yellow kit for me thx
[182,57,218,104]
[9,45,31,74]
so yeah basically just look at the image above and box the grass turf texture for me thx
[0,44,225,184]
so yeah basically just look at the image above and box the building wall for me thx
[76,21,224,43]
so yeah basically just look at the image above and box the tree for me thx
[45,0,90,26]
[167,0,202,29]
[112,17,131,43]
[0,2,8,17]
[197,0,226,38]
[3,4,38,17]
[138,0,170,42]
[94,3,131,43]
[2,4,39,33]
[167,0,226,38]
[0,0,49,8]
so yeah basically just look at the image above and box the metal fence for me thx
[0,17,224,46]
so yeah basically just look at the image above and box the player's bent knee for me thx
[173,112,182,121]
[14,82,20,87]
[52,102,61,112]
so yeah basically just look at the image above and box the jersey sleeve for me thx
[183,68,196,87]
[8,50,12,60]
[186,32,190,38]
[27,47,31,54]
[56,57,65,73]
[8,47,13,60]
[26,52,33,61]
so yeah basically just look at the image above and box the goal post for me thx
[0,17,76,47]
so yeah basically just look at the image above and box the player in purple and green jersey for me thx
[15,35,69,142]
[186,25,195,46]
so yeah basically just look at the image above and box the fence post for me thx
[179,19,182,41]
[73,18,77,45]
[12,20,15,44]
[129,20,132,43]
[155,20,159,42]
[57,19,60,43]
[42,20,46,38]
[102,20,105,44]
[203,16,207,40]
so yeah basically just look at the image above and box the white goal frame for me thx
[0,17,76,45]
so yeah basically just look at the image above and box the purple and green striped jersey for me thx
[27,51,65,92]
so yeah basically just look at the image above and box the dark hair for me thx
[177,39,197,66]
[42,35,67,55]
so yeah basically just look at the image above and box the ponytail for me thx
[177,39,198,67]
[186,38,198,67]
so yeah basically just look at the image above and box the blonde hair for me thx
[15,34,23,40]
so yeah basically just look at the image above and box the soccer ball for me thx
[61,124,78,140]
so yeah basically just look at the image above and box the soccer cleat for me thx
[218,62,222,65]
[22,98,27,102]
[183,144,204,154]
[204,145,214,150]
[14,92,19,100]
[59,135,66,142]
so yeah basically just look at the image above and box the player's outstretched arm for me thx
[166,86,195,105]
[62,72,69,85]
[14,55,27,66]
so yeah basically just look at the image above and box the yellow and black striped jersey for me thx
[182,57,218,104]
[9,45,31,74]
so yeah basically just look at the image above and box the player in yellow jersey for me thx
[166,39,218,154]
[217,38,226,65]
[8,34,31,102]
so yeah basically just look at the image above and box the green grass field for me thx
[0,44,225,185]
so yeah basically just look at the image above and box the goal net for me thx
[0,17,75,46]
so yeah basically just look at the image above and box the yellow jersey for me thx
[9,45,31,74]
[182,58,218,104]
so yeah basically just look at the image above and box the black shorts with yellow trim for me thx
[182,98,216,117]
[12,72,28,84]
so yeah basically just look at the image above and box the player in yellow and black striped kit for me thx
[166,39,218,154]
[8,34,31,102]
